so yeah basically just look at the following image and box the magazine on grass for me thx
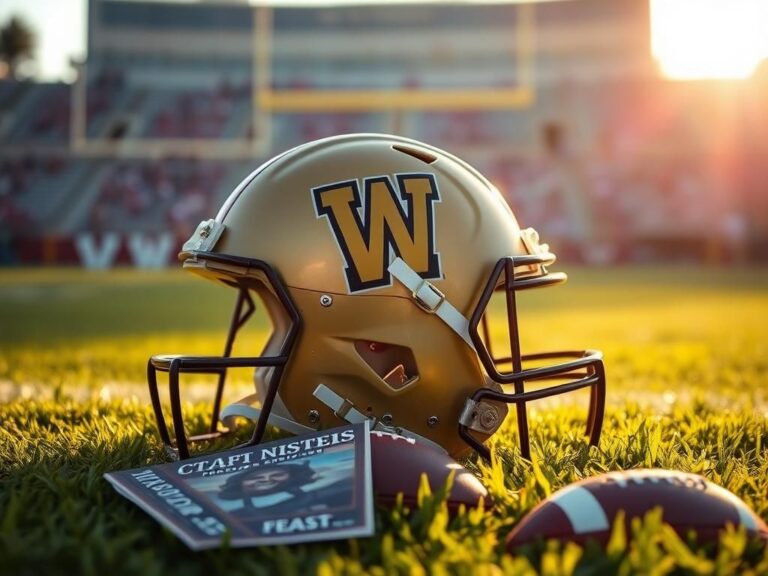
[104,421,374,549]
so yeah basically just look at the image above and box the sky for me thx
[1,0,768,82]
[0,0,87,81]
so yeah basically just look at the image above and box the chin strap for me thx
[220,258,471,454]
[313,383,448,454]
[221,385,448,454]
[220,396,316,436]
[387,257,475,349]
[313,383,370,424]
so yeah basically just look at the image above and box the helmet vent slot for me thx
[354,340,419,391]
[392,144,437,164]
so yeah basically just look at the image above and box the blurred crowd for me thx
[0,156,68,230]
[487,155,740,263]
[149,81,250,139]
[89,160,225,237]
[0,65,765,265]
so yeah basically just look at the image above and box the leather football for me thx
[506,468,768,549]
[369,430,487,512]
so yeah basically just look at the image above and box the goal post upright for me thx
[66,2,536,160]
[67,9,274,161]
[254,3,536,114]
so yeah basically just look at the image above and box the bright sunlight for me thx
[651,0,768,80]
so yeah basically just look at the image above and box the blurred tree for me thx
[0,15,35,79]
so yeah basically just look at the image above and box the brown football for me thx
[506,468,768,549]
[369,430,487,512]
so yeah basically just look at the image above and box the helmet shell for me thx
[197,134,530,455]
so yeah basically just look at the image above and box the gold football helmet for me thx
[148,134,606,460]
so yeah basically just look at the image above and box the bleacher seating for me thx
[0,0,765,265]
[88,159,228,237]
[146,83,248,139]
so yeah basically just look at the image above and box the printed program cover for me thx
[104,421,373,549]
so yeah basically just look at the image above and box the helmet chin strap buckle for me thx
[313,384,448,454]
[313,384,369,424]
[412,279,445,313]
[387,257,475,349]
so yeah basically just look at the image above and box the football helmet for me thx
[148,134,605,460]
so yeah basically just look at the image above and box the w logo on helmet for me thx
[313,173,442,293]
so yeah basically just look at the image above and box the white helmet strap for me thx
[220,258,473,454]
[387,257,475,349]
[313,384,448,454]
[313,383,369,424]
[222,385,448,454]
[220,396,316,436]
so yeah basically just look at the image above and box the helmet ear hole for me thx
[354,340,419,391]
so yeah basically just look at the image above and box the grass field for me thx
[1,266,767,575]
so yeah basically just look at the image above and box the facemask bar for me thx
[461,256,606,461]
[147,253,301,460]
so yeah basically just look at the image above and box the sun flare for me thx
[651,0,768,80]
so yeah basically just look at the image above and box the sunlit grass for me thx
[1,266,767,574]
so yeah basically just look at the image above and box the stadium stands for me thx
[0,0,765,266]
[89,159,226,236]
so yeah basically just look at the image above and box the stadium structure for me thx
[0,0,765,268]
